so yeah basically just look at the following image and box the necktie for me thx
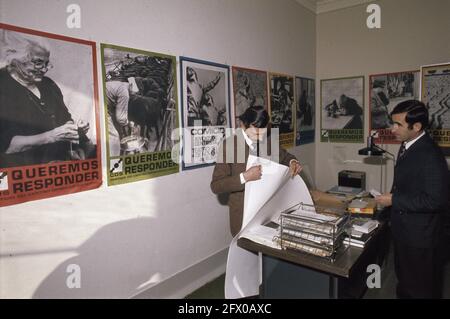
[397,142,406,161]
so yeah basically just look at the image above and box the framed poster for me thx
[232,66,268,127]
[100,43,179,185]
[0,23,101,207]
[180,57,231,170]
[320,76,364,143]
[269,72,295,149]
[295,76,315,145]
[369,70,419,144]
[421,62,450,156]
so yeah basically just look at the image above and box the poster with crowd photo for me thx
[295,76,315,145]
[180,57,230,170]
[232,66,268,127]
[369,70,419,144]
[320,76,364,143]
[100,44,179,185]
[0,23,101,207]
[421,62,450,156]
[269,73,295,149]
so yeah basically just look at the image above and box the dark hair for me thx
[390,100,428,130]
[238,105,269,129]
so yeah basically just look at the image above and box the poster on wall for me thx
[369,70,419,144]
[269,72,295,149]
[295,76,315,145]
[320,76,364,143]
[180,57,230,170]
[0,23,102,207]
[232,66,268,127]
[100,43,179,185]
[421,62,450,156]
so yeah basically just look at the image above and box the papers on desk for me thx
[352,218,379,233]
[348,198,376,215]
[327,185,363,196]
[239,225,280,250]
[225,155,314,299]
[281,210,345,235]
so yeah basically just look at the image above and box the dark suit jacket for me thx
[390,133,449,248]
[210,129,296,236]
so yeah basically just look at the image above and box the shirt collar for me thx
[404,131,425,150]
[241,129,255,150]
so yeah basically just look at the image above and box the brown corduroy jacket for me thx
[210,129,296,236]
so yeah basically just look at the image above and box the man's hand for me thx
[375,193,392,207]
[49,121,80,143]
[289,159,302,177]
[243,165,262,182]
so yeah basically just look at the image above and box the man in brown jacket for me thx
[210,106,302,236]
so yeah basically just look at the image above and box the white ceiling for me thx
[296,0,375,14]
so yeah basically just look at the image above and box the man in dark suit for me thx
[376,100,448,298]
[210,106,302,236]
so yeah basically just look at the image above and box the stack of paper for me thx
[352,218,379,234]
[239,225,280,250]
[343,229,373,248]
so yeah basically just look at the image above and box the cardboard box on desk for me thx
[348,198,376,215]
[310,190,348,210]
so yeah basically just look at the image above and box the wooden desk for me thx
[237,221,390,298]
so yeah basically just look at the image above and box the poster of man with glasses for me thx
[0,23,101,207]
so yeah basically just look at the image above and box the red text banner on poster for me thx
[0,159,101,207]
[373,128,397,144]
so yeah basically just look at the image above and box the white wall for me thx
[315,0,450,192]
[0,0,316,298]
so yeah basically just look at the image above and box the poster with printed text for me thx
[269,72,295,149]
[180,57,230,170]
[320,76,364,143]
[100,43,179,185]
[421,62,450,156]
[295,76,315,145]
[369,70,419,144]
[0,23,102,207]
[232,66,268,127]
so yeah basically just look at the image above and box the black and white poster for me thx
[180,57,230,170]
[232,66,268,127]
[295,76,315,145]
[269,73,295,148]
[320,76,364,143]
[369,70,419,144]
[101,43,179,185]
[421,62,450,156]
[0,23,101,207]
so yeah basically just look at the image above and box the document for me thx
[225,155,313,299]
[239,224,280,249]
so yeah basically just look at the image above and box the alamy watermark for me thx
[170,120,281,166]
[66,263,81,289]
[366,263,381,289]
[366,4,381,29]
[66,4,81,29]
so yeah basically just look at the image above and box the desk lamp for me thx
[358,132,396,193]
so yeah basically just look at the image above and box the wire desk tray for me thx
[274,202,352,262]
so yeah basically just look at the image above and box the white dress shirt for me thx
[404,131,425,150]
[239,130,298,184]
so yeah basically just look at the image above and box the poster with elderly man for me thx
[0,23,102,207]
[100,43,179,185]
